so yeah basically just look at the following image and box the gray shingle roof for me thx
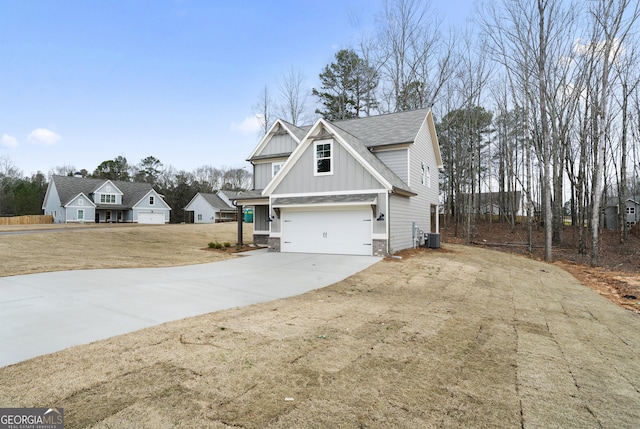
[329,123,415,195]
[330,108,430,148]
[52,176,157,208]
[233,189,266,201]
[199,193,235,211]
[280,120,311,142]
[273,194,377,207]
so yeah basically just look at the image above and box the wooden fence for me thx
[0,215,54,225]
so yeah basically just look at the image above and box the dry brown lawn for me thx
[1,224,640,428]
[0,222,254,277]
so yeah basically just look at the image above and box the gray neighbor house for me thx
[42,175,171,224]
[602,198,640,230]
[234,108,443,256]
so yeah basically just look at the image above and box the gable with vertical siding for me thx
[272,137,386,195]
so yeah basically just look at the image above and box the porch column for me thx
[237,204,243,246]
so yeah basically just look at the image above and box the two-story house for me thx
[234,108,443,256]
[43,175,171,224]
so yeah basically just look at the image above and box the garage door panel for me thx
[281,208,372,255]
[138,212,165,224]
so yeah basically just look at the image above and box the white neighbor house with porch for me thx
[43,175,171,224]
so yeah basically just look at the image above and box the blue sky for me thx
[0,0,475,177]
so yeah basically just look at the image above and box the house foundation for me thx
[254,234,269,246]
[268,237,281,252]
[372,239,389,257]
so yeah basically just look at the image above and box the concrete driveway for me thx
[0,250,381,367]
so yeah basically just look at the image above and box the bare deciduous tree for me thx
[277,66,312,126]
[252,85,276,137]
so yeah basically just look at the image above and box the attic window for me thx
[149,196,155,205]
[315,140,332,175]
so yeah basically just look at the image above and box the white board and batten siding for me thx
[253,132,298,190]
[273,139,384,195]
[272,138,386,256]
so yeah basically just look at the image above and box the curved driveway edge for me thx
[0,250,381,367]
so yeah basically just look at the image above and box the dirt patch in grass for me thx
[1,244,639,428]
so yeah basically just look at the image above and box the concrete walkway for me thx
[0,250,381,367]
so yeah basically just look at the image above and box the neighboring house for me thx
[459,191,524,217]
[234,108,443,256]
[602,198,640,230]
[43,175,171,224]
[184,191,237,223]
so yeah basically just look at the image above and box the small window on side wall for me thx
[315,140,332,175]
[272,162,283,177]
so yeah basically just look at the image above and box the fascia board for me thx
[262,118,325,196]
[426,109,444,170]
[234,198,269,206]
[42,180,55,210]
[322,122,394,191]
[247,119,301,161]
[183,192,201,210]
[94,179,124,195]
[63,193,96,208]
[133,189,171,210]
[263,118,396,196]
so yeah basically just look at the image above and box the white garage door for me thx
[138,212,165,224]
[281,207,372,255]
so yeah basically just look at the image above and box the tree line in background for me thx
[3,0,639,267]
[0,154,252,223]
[258,0,640,266]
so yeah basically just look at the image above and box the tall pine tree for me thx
[312,49,378,120]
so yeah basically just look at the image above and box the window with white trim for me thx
[314,140,332,175]
[626,206,636,215]
[100,194,116,204]
[77,209,84,221]
[197,214,202,221]
[421,162,426,185]
[149,196,155,205]
[272,162,283,177]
